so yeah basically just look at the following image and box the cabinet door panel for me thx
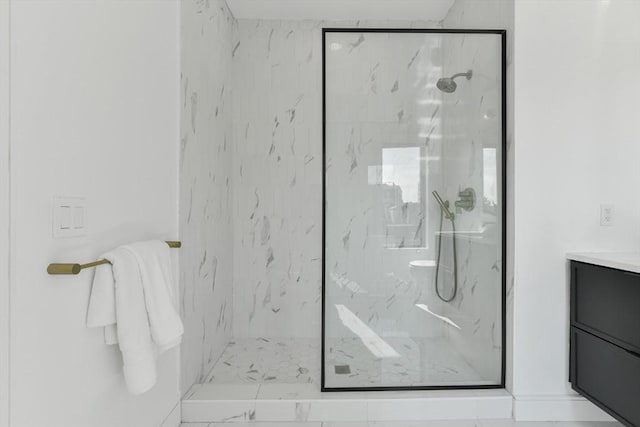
[571,327,640,427]
[571,261,640,351]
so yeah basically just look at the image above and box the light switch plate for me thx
[53,196,87,238]
[600,204,614,227]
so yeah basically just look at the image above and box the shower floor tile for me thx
[325,336,486,388]
[204,337,487,387]
[204,338,321,384]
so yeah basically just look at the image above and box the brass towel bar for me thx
[47,241,182,275]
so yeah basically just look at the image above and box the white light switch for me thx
[59,206,71,229]
[72,206,84,229]
[53,197,87,238]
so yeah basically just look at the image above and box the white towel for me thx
[124,240,184,352]
[86,257,118,345]
[86,240,183,395]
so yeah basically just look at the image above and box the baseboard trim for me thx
[513,394,616,422]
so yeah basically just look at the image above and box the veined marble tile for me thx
[203,336,493,388]
[180,0,236,392]
[204,338,320,384]
[182,400,257,423]
[305,400,369,422]
[187,383,261,400]
[232,19,325,342]
[202,337,487,388]
[187,4,510,394]
[257,383,322,400]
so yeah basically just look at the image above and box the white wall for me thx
[180,0,236,392]
[9,1,181,426]
[513,0,640,420]
[0,1,10,426]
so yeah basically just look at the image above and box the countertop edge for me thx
[567,252,640,274]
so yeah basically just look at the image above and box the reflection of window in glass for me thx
[483,147,498,214]
[379,147,427,248]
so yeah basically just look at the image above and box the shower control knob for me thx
[454,187,476,213]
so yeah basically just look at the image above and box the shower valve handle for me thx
[454,187,476,212]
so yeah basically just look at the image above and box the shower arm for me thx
[450,70,473,81]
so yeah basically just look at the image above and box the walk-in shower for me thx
[323,29,506,391]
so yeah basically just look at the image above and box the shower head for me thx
[436,69,473,93]
[432,191,455,220]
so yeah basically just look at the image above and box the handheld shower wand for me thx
[431,191,458,302]
[432,191,455,220]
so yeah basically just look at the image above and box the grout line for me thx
[255,382,262,400]
[159,400,180,427]
[202,340,232,383]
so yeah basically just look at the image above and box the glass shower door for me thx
[322,29,505,390]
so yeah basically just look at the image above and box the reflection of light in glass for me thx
[417,133,442,140]
[329,42,343,51]
[330,272,367,294]
[416,99,442,106]
[415,304,461,330]
[382,147,421,203]
[483,109,497,120]
[335,304,401,359]
[367,165,383,185]
[483,148,498,206]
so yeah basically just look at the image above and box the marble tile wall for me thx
[438,0,514,382]
[180,0,237,391]
[323,31,447,345]
[182,0,512,388]
[231,20,441,342]
[231,20,325,340]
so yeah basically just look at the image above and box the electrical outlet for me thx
[600,204,614,226]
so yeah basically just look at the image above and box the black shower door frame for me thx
[321,28,507,392]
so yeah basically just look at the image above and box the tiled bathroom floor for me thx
[204,337,487,387]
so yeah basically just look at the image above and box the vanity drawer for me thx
[570,327,640,427]
[571,261,640,351]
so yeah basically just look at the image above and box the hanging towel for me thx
[123,240,184,353]
[86,240,183,395]
[86,256,118,345]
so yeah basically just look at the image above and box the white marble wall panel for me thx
[181,0,237,391]
[224,8,511,388]
[231,20,325,340]
[324,31,448,346]
[231,20,441,343]
[438,1,513,383]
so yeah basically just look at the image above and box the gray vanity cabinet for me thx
[570,261,640,427]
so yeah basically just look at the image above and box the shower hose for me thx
[434,208,457,302]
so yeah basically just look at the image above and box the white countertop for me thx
[567,252,640,274]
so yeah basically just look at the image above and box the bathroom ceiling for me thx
[226,0,456,21]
